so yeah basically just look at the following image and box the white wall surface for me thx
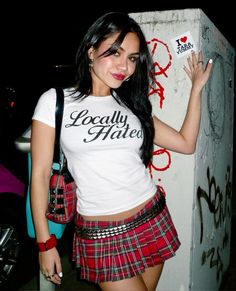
[130,9,235,291]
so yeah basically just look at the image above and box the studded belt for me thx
[76,195,166,240]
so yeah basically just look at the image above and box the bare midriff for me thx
[82,196,154,221]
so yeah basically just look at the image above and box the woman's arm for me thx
[30,119,62,285]
[30,120,55,242]
[153,51,213,154]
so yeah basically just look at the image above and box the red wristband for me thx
[37,234,57,252]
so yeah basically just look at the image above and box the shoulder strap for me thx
[53,87,64,164]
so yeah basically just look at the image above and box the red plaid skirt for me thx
[72,187,180,283]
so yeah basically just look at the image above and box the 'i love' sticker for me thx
[171,31,197,58]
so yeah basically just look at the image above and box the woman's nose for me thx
[117,57,128,71]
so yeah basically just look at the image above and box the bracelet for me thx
[37,234,57,252]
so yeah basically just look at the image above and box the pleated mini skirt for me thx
[72,187,180,283]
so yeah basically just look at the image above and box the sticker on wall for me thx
[170,31,197,58]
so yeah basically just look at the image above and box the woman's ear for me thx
[88,47,95,61]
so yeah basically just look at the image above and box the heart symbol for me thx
[180,36,187,43]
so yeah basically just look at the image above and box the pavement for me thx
[17,255,100,291]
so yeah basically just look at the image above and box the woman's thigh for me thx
[141,263,164,291]
[98,275,148,291]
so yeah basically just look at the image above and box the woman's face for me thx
[88,32,140,96]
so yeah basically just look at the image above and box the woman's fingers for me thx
[187,55,194,71]
[192,50,198,66]
[183,65,192,79]
[202,59,213,83]
[184,50,213,87]
[196,50,203,64]
[41,268,62,285]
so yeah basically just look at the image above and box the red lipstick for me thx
[112,73,125,81]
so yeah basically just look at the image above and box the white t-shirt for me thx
[32,88,156,215]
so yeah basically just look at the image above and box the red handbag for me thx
[45,88,77,224]
[46,156,77,223]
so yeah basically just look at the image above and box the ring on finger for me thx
[197,61,203,64]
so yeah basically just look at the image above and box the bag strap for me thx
[53,87,64,164]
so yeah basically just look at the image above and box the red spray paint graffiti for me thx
[147,38,172,109]
[148,148,171,178]
[147,38,173,186]
[148,38,172,187]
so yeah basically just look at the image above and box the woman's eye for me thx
[129,56,138,63]
[114,51,120,56]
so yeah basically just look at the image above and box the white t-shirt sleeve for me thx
[32,88,57,128]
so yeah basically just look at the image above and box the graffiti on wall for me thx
[206,53,226,143]
[147,38,173,184]
[197,166,231,243]
[147,38,172,109]
[198,53,227,171]
[196,48,232,281]
[197,165,232,280]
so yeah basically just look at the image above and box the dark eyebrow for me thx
[118,46,140,56]
[100,43,140,58]
[129,52,140,56]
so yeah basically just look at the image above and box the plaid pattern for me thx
[46,173,77,224]
[72,188,180,282]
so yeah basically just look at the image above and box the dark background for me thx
[1,2,235,69]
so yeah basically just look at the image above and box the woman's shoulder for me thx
[37,88,57,105]
[36,87,72,104]
[32,88,57,127]
[37,87,79,107]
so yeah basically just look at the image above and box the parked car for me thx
[0,64,76,289]
[0,84,37,290]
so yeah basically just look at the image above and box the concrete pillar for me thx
[131,8,235,291]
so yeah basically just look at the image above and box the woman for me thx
[30,11,212,291]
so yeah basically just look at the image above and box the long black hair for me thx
[73,12,154,167]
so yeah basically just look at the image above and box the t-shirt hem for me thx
[77,186,157,216]
[32,116,55,128]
